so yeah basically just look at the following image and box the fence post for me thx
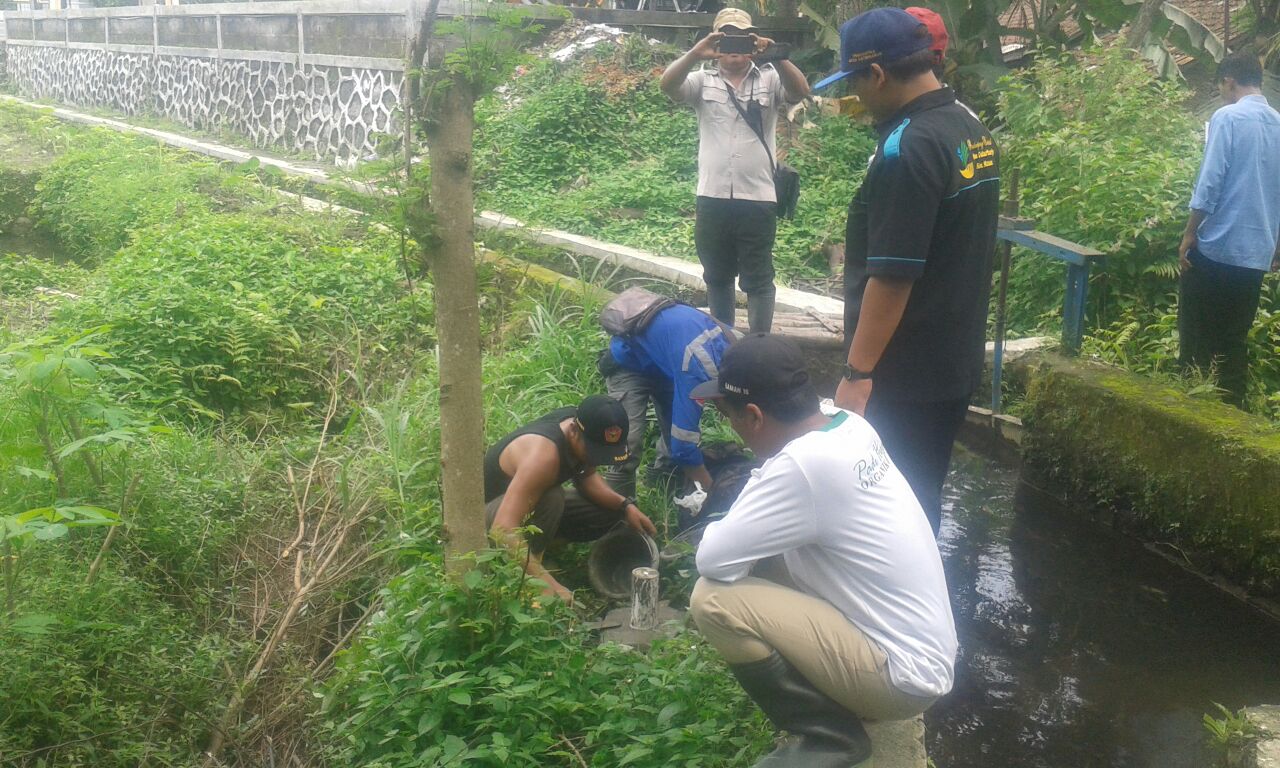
[991,168,1019,414]
[1062,263,1089,355]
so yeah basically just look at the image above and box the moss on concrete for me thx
[1021,354,1280,598]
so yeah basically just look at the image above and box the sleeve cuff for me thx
[866,256,926,280]
[1188,197,1216,216]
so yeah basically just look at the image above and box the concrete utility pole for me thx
[1223,0,1231,51]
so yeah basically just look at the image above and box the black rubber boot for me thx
[730,652,872,768]
[746,292,775,334]
[707,282,737,327]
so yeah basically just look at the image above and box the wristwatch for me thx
[617,496,637,514]
[842,364,874,382]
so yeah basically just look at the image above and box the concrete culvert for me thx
[587,526,658,600]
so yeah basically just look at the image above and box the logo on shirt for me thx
[957,142,975,179]
[855,440,892,490]
[958,137,996,181]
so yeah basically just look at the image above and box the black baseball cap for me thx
[690,333,811,405]
[576,394,631,466]
[812,7,932,91]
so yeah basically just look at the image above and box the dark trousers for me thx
[485,486,621,555]
[694,196,777,325]
[604,367,674,496]
[864,395,970,536]
[1179,248,1265,408]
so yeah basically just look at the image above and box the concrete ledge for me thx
[476,210,845,318]
[1020,354,1280,600]
[1239,706,1280,768]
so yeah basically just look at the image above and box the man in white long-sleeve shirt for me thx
[688,333,956,768]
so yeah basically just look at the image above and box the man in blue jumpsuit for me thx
[600,300,736,497]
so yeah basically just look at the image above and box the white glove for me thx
[673,481,707,517]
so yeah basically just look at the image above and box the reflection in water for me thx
[928,447,1280,767]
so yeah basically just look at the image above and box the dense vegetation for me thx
[2,28,1278,768]
[473,36,879,284]
[473,39,1279,417]
[0,102,766,767]
[998,47,1280,417]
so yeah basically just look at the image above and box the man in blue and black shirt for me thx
[814,8,1000,534]
[1179,52,1280,408]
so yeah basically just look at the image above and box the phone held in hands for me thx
[717,34,755,55]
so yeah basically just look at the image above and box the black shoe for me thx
[730,652,872,768]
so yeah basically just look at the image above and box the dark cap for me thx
[812,7,932,91]
[690,333,811,404]
[576,394,631,466]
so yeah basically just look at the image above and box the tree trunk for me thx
[1127,0,1165,47]
[423,76,488,571]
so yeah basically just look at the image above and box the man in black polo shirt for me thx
[813,7,999,534]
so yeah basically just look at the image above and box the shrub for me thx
[320,551,771,767]
[998,45,1201,333]
[0,556,236,768]
[53,213,428,418]
[0,253,87,295]
[30,133,266,261]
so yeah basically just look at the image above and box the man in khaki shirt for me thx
[660,9,809,334]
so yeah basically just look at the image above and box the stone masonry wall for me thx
[4,44,400,163]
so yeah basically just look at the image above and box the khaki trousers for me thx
[690,576,936,722]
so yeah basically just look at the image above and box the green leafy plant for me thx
[998,45,1200,334]
[321,548,771,767]
[1204,702,1260,765]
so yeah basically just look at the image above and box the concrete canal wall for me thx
[1020,354,1280,606]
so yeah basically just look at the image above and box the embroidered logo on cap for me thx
[604,426,623,444]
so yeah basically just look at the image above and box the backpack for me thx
[598,287,679,337]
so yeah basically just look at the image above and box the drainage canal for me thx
[931,447,1280,767]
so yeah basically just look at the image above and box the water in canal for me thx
[930,446,1280,767]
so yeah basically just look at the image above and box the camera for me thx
[717,34,755,55]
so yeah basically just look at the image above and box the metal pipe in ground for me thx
[630,567,659,630]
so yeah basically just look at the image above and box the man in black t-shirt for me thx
[813,7,1000,534]
[484,395,657,603]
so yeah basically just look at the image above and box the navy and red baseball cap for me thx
[906,6,949,56]
[812,7,933,91]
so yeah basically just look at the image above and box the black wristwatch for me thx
[617,496,637,514]
[842,364,874,382]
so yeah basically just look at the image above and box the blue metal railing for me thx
[989,179,1105,415]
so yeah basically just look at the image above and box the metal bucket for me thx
[587,526,659,600]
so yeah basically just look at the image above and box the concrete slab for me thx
[597,602,686,652]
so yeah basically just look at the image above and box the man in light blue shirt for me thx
[1179,52,1280,407]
